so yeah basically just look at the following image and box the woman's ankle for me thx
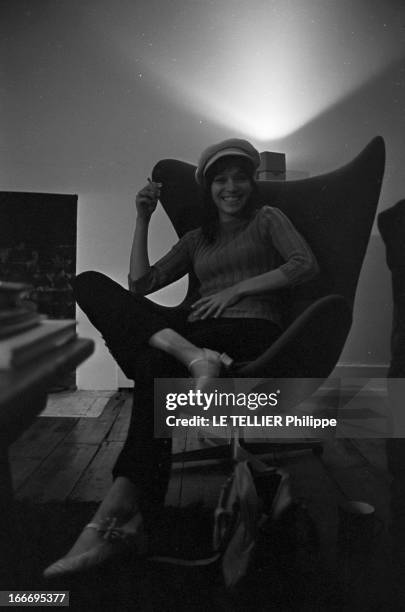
[94,477,140,522]
[188,348,222,376]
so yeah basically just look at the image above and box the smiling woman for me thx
[43,137,319,579]
[194,139,260,238]
[210,166,253,221]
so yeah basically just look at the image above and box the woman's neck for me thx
[217,214,248,236]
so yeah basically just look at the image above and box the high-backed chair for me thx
[150,137,385,460]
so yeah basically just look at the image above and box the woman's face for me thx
[210,165,253,222]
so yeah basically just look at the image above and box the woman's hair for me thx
[200,156,260,242]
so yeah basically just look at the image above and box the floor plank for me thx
[10,417,78,458]
[63,394,124,446]
[11,457,47,492]
[69,441,123,502]
[105,394,132,442]
[41,390,116,418]
[17,443,99,503]
[10,417,80,491]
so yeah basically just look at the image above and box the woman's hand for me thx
[190,286,241,320]
[135,179,162,220]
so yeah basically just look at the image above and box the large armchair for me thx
[150,137,385,459]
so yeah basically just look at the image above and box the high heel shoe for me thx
[43,512,147,579]
[188,348,233,393]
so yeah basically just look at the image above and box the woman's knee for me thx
[72,271,112,305]
[72,270,106,292]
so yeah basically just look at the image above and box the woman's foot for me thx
[43,511,147,579]
[188,348,233,393]
[43,477,145,579]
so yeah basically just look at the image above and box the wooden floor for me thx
[9,388,396,609]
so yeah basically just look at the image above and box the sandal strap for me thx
[85,517,139,543]
[188,353,217,370]
[188,350,233,370]
[219,352,233,369]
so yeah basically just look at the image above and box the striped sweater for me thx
[129,206,319,327]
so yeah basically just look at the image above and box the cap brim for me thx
[203,148,254,176]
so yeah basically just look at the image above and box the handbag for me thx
[213,458,291,589]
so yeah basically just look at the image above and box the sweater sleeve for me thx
[259,206,319,285]
[128,230,196,294]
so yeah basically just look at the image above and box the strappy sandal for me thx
[43,513,147,579]
[188,348,233,393]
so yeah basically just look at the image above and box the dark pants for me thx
[73,271,281,511]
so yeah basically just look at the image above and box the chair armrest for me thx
[235,294,352,379]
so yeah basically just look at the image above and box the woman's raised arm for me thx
[129,180,161,284]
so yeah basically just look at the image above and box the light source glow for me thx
[90,0,404,143]
[147,1,404,141]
